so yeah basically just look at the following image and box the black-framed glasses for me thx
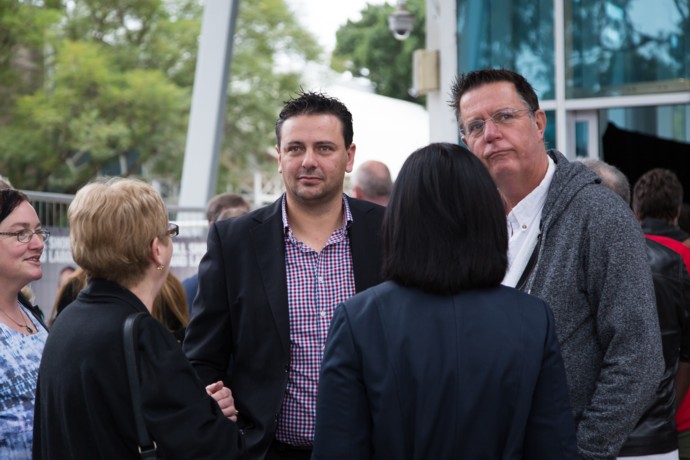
[0,229,50,244]
[460,108,534,139]
[161,222,179,239]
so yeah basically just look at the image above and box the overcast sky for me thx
[285,0,387,52]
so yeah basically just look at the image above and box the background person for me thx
[48,266,87,325]
[183,90,385,459]
[633,168,690,250]
[351,159,393,206]
[450,68,662,459]
[584,158,690,459]
[0,189,49,458]
[33,177,244,459]
[56,265,76,290]
[153,272,189,343]
[182,192,250,308]
[313,143,578,459]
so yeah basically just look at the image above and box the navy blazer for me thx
[183,195,385,459]
[313,281,578,460]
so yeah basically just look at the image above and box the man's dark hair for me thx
[633,168,684,222]
[206,192,250,223]
[448,69,540,122]
[382,142,507,295]
[275,90,354,148]
[0,189,29,224]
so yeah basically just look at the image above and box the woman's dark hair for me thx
[0,189,29,224]
[382,143,507,295]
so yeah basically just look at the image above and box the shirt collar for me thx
[281,193,353,235]
[508,155,556,228]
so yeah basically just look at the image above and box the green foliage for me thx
[332,0,425,104]
[0,39,189,192]
[219,0,321,194]
[0,1,61,114]
[0,0,321,195]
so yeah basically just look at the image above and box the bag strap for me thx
[123,312,157,459]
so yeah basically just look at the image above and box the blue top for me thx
[0,304,48,459]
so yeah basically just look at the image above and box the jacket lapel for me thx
[251,200,291,357]
[348,198,384,292]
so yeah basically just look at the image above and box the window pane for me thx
[456,0,555,100]
[575,121,589,158]
[603,104,690,143]
[566,0,690,98]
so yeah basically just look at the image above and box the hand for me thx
[205,380,239,422]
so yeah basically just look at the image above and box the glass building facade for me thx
[453,0,690,161]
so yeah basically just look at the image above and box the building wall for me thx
[427,0,690,160]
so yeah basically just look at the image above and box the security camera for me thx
[388,3,414,41]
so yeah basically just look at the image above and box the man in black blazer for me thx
[183,91,385,460]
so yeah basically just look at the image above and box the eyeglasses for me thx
[0,229,50,243]
[460,108,534,139]
[160,222,179,239]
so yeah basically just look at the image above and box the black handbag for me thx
[123,312,158,459]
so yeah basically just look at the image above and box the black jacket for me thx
[619,238,690,455]
[33,279,244,459]
[183,196,385,459]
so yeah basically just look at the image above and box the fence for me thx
[25,190,209,232]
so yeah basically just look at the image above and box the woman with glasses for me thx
[313,143,578,459]
[0,188,50,458]
[33,177,244,459]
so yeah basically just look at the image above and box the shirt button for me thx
[317,276,324,283]
[521,224,527,230]
[320,310,326,317]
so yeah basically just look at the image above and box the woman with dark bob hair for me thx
[0,189,49,458]
[313,143,577,459]
[33,177,244,459]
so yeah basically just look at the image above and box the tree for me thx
[0,0,321,195]
[331,0,425,105]
[0,0,61,119]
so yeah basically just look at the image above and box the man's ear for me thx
[276,144,282,173]
[534,109,547,140]
[345,143,356,174]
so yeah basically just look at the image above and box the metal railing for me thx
[23,190,210,235]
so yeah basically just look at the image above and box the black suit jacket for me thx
[183,195,385,459]
[34,279,244,459]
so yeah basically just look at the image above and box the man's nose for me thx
[302,148,317,168]
[483,118,501,142]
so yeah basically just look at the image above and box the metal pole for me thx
[178,0,240,208]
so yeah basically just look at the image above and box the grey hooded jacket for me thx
[519,150,663,459]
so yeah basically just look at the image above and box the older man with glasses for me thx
[450,69,663,460]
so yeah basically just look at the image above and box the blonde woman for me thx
[33,177,244,459]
